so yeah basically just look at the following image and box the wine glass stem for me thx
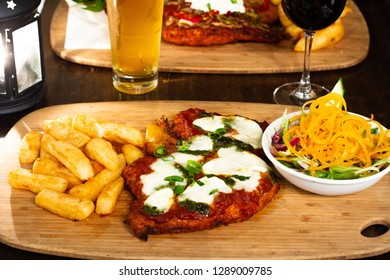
[295,31,315,100]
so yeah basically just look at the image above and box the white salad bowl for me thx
[262,111,390,196]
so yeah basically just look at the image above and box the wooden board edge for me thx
[1,101,389,260]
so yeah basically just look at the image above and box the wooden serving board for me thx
[1,101,389,260]
[50,1,369,73]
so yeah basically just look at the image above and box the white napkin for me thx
[64,0,110,50]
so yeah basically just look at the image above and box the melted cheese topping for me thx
[141,153,203,196]
[193,115,225,132]
[193,115,263,149]
[141,147,269,212]
[144,188,175,214]
[203,147,269,192]
[187,0,245,14]
[187,135,214,151]
[179,176,232,205]
[141,114,269,213]
[225,116,263,149]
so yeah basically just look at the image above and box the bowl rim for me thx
[262,110,390,186]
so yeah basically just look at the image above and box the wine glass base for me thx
[273,82,330,105]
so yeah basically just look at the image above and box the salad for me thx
[271,92,390,180]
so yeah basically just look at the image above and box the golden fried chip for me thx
[277,3,350,51]
[39,146,60,163]
[42,119,91,148]
[72,114,100,138]
[72,114,145,147]
[40,133,94,181]
[19,131,42,164]
[99,122,145,148]
[8,168,68,194]
[294,20,345,51]
[68,154,126,201]
[35,189,94,221]
[122,143,144,165]
[95,177,124,215]
[32,158,82,188]
[85,138,121,172]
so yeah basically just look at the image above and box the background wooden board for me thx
[0,101,389,260]
[50,1,369,73]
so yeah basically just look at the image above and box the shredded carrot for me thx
[275,93,390,175]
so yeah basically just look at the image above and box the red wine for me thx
[282,0,347,31]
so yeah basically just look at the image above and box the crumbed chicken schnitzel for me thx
[122,108,279,240]
[162,0,287,46]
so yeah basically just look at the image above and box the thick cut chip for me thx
[40,133,94,181]
[35,189,94,221]
[72,114,145,148]
[122,144,144,165]
[69,154,126,201]
[8,168,68,194]
[42,119,91,148]
[85,138,121,172]
[32,158,82,188]
[19,131,42,164]
[95,177,124,215]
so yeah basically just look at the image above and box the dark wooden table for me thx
[1,0,389,260]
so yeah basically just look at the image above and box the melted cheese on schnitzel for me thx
[122,108,279,240]
[139,109,271,214]
[188,0,246,14]
[140,146,269,214]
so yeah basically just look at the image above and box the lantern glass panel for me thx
[12,20,42,94]
[0,33,5,96]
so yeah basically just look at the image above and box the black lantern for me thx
[0,0,46,115]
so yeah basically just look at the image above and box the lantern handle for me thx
[36,0,46,17]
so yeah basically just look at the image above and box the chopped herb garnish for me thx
[209,189,219,195]
[208,127,227,140]
[153,146,175,161]
[213,136,253,151]
[231,174,250,181]
[176,139,211,156]
[164,175,184,185]
[199,112,215,118]
[186,160,203,177]
[174,185,185,195]
[222,174,250,186]
[196,180,205,186]
[179,200,209,215]
[162,155,175,161]
[154,146,167,157]
[223,176,236,186]
[177,139,191,152]
[143,205,163,216]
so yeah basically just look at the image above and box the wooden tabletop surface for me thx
[0,0,389,260]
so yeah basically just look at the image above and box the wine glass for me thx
[273,0,347,105]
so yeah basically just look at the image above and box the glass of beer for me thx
[106,0,164,95]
